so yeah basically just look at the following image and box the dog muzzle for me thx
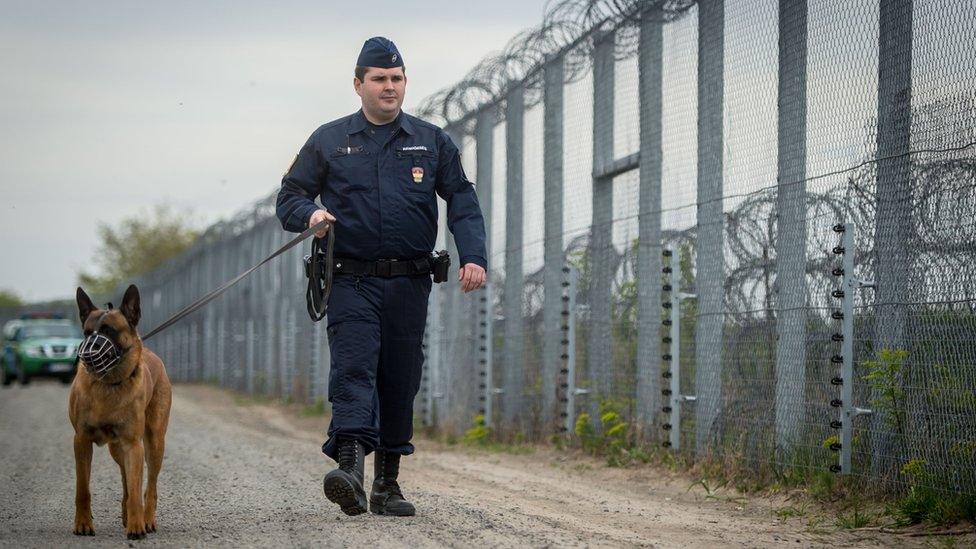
[78,333,122,379]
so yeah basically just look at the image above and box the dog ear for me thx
[76,287,96,325]
[120,284,141,328]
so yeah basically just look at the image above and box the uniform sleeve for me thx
[275,129,327,233]
[435,131,488,272]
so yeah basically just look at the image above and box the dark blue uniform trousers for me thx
[321,272,432,461]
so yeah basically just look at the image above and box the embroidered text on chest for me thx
[400,145,429,152]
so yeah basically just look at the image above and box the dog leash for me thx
[141,219,334,342]
[304,233,335,322]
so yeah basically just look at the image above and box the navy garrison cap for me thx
[356,36,403,69]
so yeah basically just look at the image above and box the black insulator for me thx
[831,333,844,342]
[560,353,569,360]
[478,396,486,401]
[662,354,672,361]
[830,399,843,408]
[829,464,842,473]
[832,311,844,320]
[662,389,672,396]
[560,368,568,374]
[662,249,673,257]
[662,441,672,448]
[662,371,672,379]
[561,281,570,288]
[833,246,845,255]
[663,267,673,274]
[832,267,844,277]
[479,371,486,376]
[562,266,569,273]
[479,383,486,389]
[662,423,673,431]
[662,406,672,413]
[559,412,568,418]
[829,442,842,452]
[479,346,486,352]
[663,336,672,344]
[560,383,568,389]
[830,377,843,386]
[662,319,673,326]
[831,355,844,364]
[663,284,673,292]
[663,301,672,309]
[832,224,846,233]
[832,290,845,299]
[561,295,570,302]
[830,420,842,429]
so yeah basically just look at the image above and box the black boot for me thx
[323,438,368,515]
[370,449,415,516]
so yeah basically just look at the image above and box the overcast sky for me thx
[0,0,548,302]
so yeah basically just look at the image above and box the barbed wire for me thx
[414,0,697,132]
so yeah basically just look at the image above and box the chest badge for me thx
[411,166,424,184]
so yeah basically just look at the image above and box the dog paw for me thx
[126,521,147,540]
[73,520,95,536]
[145,518,157,533]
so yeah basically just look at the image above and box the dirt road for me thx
[0,382,944,547]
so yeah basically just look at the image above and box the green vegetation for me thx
[78,203,200,296]
[0,289,23,308]
[573,399,652,467]
[302,398,327,417]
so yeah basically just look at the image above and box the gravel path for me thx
[0,381,944,548]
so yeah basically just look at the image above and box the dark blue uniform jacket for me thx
[276,109,488,271]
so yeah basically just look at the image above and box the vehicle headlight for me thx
[25,346,45,357]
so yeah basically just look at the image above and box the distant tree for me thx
[77,204,201,296]
[0,289,23,307]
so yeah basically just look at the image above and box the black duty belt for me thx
[332,256,431,277]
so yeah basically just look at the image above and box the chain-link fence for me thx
[126,0,975,497]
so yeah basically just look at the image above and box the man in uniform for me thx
[275,36,487,517]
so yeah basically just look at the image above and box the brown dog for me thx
[69,285,172,539]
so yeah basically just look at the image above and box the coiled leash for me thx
[303,228,336,322]
[141,219,334,341]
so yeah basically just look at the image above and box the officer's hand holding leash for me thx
[458,263,485,293]
[309,209,337,237]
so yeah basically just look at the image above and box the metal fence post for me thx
[542,54,565,433]
[872,0,913,477]
[561,265,581,434]
[637,3,665,433]
[774,0,809,455]
[502,84,525,428]
[589,29,615,421]
[828,223,874,474]
[695,0,725,456]
[475,109,496,428]
[662,249,697,450]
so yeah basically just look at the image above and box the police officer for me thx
[275,36,487,517]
